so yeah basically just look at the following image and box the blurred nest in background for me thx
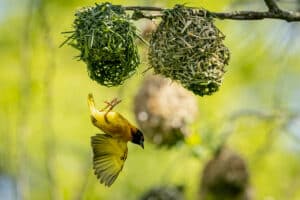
[149,5,230,96]
[134,75,198,147]
[140,185,184,200]
[200,148,252,200]
[63,2,140,86]
[138,19,157,40]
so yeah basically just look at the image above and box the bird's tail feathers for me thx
[88,93,98,116]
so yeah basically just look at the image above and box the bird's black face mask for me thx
[131,129,144,149]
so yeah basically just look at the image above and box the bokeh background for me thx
[1,0,300,199]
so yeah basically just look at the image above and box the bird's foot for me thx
[100,98,122,123]
[99,98,121,112]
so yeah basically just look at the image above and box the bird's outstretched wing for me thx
[91,134,128,187]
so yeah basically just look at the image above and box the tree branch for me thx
[209,10,300,21]
[124,5,300,22]
[124,6,163,11]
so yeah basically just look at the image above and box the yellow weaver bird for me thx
[88,93,144,187]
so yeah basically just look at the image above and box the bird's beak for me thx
[140,142,144,149]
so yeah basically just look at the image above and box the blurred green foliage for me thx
[0,0,300,200]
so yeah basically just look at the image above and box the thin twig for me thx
[17,0,35,199]
[229,110,274,121]
[71,164,92,200]
[218,110,276,148]
[39,0,60,199]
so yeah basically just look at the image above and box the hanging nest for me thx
[140,185,184,200]
[149,5,230,96]
[62,2,140,86]
[134,75,198,147]
[199,148,252,200]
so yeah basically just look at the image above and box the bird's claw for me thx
[99,98,121,111]
[100,98,122,123]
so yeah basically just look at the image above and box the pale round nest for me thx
[134,75,198,147]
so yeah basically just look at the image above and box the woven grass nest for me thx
[149,5,230,96]
[134,75,198,147]
[63,2,140,87]
[200,148,252,200]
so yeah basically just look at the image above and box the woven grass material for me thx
[63,2,140,86]
[134,75,198,147]
[149,5,230,96]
